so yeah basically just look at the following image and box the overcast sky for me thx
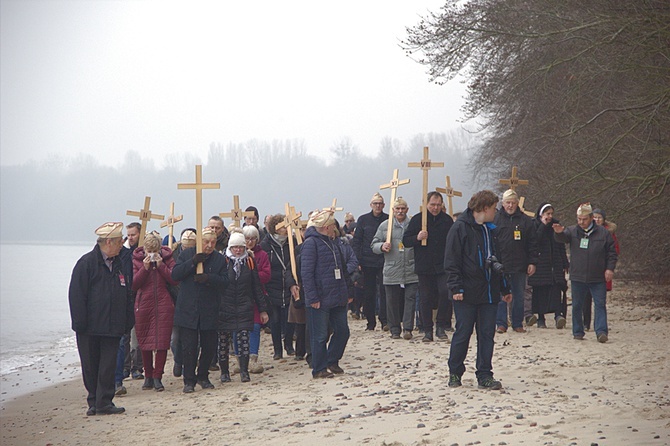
[1,0,467,168]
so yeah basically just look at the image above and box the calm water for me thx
[0,243,91,375]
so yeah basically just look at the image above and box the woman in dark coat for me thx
[131,233,178,391]
[218,232,269,383]
[528,203,569,328]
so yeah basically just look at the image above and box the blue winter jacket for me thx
[300,226,350,309]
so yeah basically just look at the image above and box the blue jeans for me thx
[571,281,607,337]
[448,300,497,381]
[306,305,350,376]
[114,334,126,385]
[496,273,526,329]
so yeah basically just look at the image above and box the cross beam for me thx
[435,175,463,217]
[499,166,529,191]
[519,196,536,218]
[322,198,344,214]
[408,146,444,246]
[126,196,165,246]
[220,195,255,228]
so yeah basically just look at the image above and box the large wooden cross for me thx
[177,165,220,273]
[408,146,444,246]
[380,168,410,244]
[276,202,301,283]
[126,196,165,246]
[322,198,343,214]
[518,196,536,218]
[435,175,463,217]
[498,166,529,191]
[220,195,255,228]
[160,202,183,249]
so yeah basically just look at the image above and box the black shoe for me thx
[131,370,144,380]
[173,363,182,377]
[448,374,462,388]
[537,319,547,328]
[422,332,433,342]
[525,315,538,327]
[142,377,154,390]
[313,369,334,379]
[328,363,344,374]
[220,372,231,383]
[86,407,96,416]
[153,378,164,392]
[295,353,305,360]
[197,379,215,389]
[365,325,375,331]
[435,326,448,340]
[273,351,282,360]
[446,326,455,332]
[478,377,502,390]
[97,404,125,415]
[114,383,127,396]
[183,384,195,393]
[285,344,296,356]
[305,354,312,368]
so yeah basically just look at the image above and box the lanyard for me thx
[319,238,340,270]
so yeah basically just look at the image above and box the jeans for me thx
[385,283,417,335]
[417,273,452,333]
[448,300,497,381]
[362,266,386,329]
[496,272,526,329]
[306,305,350,376]
[571,281,608,337]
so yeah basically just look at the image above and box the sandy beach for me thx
[1,281,668,446]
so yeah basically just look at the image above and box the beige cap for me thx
[309,210,335,228]
[202,227,216,237]
[181,230,196,242]
[228,232,246,247]
[370,192,384,204]
[502,189,519,201]
[393,196,408,208]
[577,202,593,216]
[95,222,124,239]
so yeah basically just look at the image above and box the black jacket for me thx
[261,235,298,307]
[352,210,388,268]
[493,207,539,273]
[403,211,454,275]
[68,244,134,336]
[444,210,510,304]
[218,256,268,332]
[554,223,617,283]
[528,216,569,288]
[171,247,228,330]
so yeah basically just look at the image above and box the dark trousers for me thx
[583,291,593,330]
[448,300,497,381]
[76,333,121,411]
[418,273,452,333]
[270,303,295,355]
[294,323,306,358]
[114,335,126,385]
[180,327,217,386]
[385,283,418,335]
[362,266,386,329]
[306,305,350,376]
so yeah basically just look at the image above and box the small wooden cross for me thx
[276,202,301,283]
[380,168,410,244]
[408,146,444,246]
[322,198,344,214]
[126,196,165,247]
[519,196,536,218]
[177,165,220,273]
[498,166,529,192]
[220,195,255,228]
[435,175,463,217]
[160,202,183,249]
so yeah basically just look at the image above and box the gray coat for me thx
[371,218,418,286]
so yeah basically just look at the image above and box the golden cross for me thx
[160,202,183,249]
[126,196,165,247]
[322,198,343,213]
[519,196,536,218]
[177,165,220,273]
[380,168,410,244]
[435,175,463,217]
[408,146,444,246]
[220,195,255,228]
[498,166,529,191]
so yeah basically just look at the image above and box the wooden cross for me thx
[177,165,220,273]
[220,195,255,228]
[498,166,529,191]
[519,197,536,218]
[126,196,165,247]
[380,168,410,244]
[408,146,444,246]
[322,198,343,213]
[435,175,463,217]
[276,202,301,283]
[160,202,183,249]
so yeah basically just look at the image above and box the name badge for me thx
[334,269,342,280]
[514,230,521,241]
[119,273,126,287]
[398,242,405,252]
[580,238,589,249]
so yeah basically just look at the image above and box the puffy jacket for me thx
[301,226,350,309]
[371,218,418,285]
[403,211,454,275]
[554,223,617,283]
[171,247,228,330]
[352,210,388,268]
[444,210,510,304]
[69,244,134,336]
[528,216,569,289]
[260,235,298,307]
[218,254,268,332]
[131,246,178,350]
[493,207,539,273]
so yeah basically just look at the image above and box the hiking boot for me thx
[422,332,434,342]
[496,326,507,334]
[597,333,608,343]
[249,354,264,374]
[435,326,448,340]
[537,319,547,329]
[141,377,154,390]
[403,330,413,340]
[525,315,538,327]
[555,316,567,329]
[448,374,462,388]
[478,377,502,390]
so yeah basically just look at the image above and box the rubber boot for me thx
[249,354,264,374]
[239,355,250,383]
[219,358,231,383]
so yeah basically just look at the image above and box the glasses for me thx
[371,202,384,206]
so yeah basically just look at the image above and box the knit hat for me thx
[502,189,519,201]
[95,222,123,238]
[370,192,384,204]
[181,230,196,243]
[309,210,335,228]
[228,232,246,247]
[577,202,593,216]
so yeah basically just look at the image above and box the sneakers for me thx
[478,377,503,390]
[496,326,507,334]
[555,316,567,329]
[328,363,344,374]
[402,330,413,340]
[313,369,335,379]
[597,333,608,343]
[537,319,547,329]
[525,315,538,327]
[114,383,127,396]
[448,374,462,388]
[435,326,448,340]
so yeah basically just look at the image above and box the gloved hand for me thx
[193,253,207,265]
[194,273,209,283]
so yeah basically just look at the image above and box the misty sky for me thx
[1,0,467,168]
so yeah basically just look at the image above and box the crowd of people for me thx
[68,191,619,415]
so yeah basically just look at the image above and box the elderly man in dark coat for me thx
[69,222,134,416]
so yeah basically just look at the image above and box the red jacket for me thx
[251,245,271,324]
[132,246,178,350]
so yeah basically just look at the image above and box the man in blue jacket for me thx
[445,191,512,390]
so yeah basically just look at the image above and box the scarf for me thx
[226,247,249,279]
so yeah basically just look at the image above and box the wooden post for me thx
[160,202,183,249]
[177,165,220,273]
[288,205,304,245]
[408,146,444,246]
[379,168,410,244]
[498,166,529,191]
[276,202,301,284]
[519,196,536,218]
[220,195,255,228]
[435,175,462,217]
[126,196,165,247]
